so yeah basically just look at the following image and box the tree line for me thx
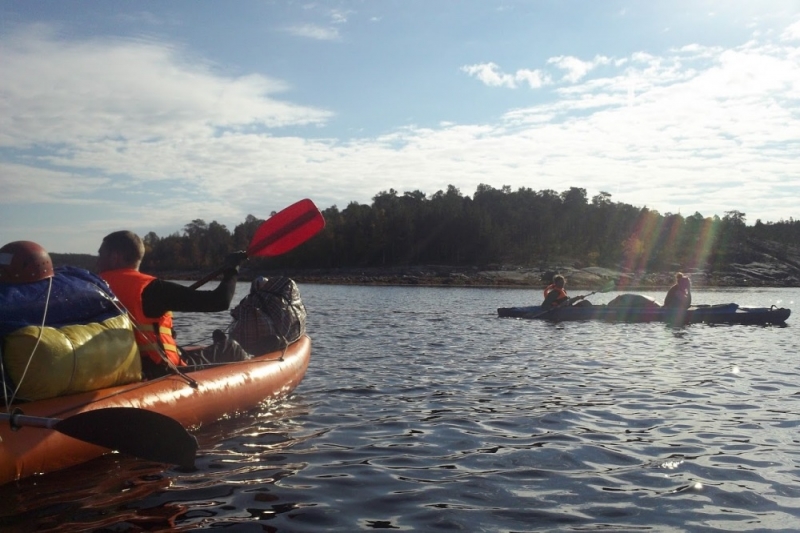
[133,184,799,274]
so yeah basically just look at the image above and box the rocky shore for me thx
[283,261,799,290]
[60,239,798,290]
[284,239,800,289]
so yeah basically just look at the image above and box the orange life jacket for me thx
[100,269,183,367]
[543,284,568,306]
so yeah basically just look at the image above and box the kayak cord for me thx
[277,333,288,361]
[279,342,287,361]
[102,291,198,389]
[2,276,54,409]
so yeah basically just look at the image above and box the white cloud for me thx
[514,69,552,89]
[0,163,111,204]
[463,55,614,89]
[285,24,340,41]
[402,34,799,224]
[461,63,517,88]
[547,55,612,83]
[0,26,332,150]
[461,63,552,89]
[329,9,350,25]
[782,19,800,41]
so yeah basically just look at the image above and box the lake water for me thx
[2,284,799,532]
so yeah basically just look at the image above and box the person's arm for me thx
[141,269,238,318]
[663,286,675,308]
[542,290,557,307]
[542,289,567,307]
[566,294,585,306]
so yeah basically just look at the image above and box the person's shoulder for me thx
[142,277,185,294]
[146,277,182,287]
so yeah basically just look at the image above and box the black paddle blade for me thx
[54,407,197,468]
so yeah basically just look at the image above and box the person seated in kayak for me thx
[97,230,250,379]
[542,275,590,308]
[663,272,692,309]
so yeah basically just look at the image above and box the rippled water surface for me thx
[2,285,799,532]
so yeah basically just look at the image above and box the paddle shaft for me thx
[189,264,237,290]
[2,411,58,430]
[526,280,616,319]
[528,290,597,319]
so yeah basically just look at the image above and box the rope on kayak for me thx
[2,276,54,410]
[102,292,199,389]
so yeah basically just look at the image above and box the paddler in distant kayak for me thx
[542,274,590,308]
[663,272,692,309]
[97,230,250,379]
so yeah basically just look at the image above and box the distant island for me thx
[49,185,800,290]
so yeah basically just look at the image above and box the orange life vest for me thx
[100,269,183,367]
[543,284,568,306]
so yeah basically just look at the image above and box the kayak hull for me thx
[497,304,791,325]
[0,335,311,485]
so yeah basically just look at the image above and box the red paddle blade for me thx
[248,199,325,257]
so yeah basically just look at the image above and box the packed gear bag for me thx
[0,266,121,337]
[2,314,142,401]
[607,294,661,308]
[179,330,252,371]
[229,276,306,355]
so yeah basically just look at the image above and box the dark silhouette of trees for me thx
[134,185,800,274]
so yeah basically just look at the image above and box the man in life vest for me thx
[542,274,588,308]
[97,230,249,379]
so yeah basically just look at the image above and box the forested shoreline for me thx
[52,185,800,288]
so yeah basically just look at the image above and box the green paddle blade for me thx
[54,407,197,468]
[598,280,617,293]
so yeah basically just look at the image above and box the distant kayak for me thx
[497,303,790,325]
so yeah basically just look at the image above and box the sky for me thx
[1,1,799,254]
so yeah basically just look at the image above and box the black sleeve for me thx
[542,291,560,307]
[664,286,679,308]
[141,270,238,318]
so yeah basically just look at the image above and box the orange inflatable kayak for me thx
[0,335,311,485]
